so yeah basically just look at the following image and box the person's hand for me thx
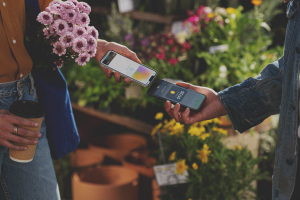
[165,82,227,124]
[0,109,42,151]
[94,39,141,84]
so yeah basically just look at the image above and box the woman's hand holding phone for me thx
[94,40,141,84]
[165,82,227,124]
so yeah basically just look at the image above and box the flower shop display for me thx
[61,2,282,123]
[33,0,98,69]
[150,113,262,200]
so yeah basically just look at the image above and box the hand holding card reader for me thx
[100,50,157,87]
[147,79,206,110]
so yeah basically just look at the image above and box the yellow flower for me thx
[188,126,204,136]
[174,159,189,175]
[198,133,210,140]
[164,119,168,124]
[207,13,216,19]
[232,145,243,150]
[192,163,198,170]
[188,199,192,200]
[164,119,176,129]
[226,7,235,14]
[213,117,223,125]
[155,112,164,120]
[200,119,213,126]
[151,123,162,136]
[169,122,184,135]
[212,127,228,136]
[197,144,212,164]
[251,0,262,6]
[169,151,176,161]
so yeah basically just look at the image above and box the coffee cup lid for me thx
[9,100,45,118]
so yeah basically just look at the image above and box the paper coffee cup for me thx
[9,100,44,163]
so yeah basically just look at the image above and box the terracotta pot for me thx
[152,179,160,200]
[89,133,147,160]
[122,149,156,200]
[72,166,139,200]
[70,148,104,169]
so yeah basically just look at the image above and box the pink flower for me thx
[182,42,191,50]
[167,58,178,65]
[53,19,68,36]
[48,1,62,15]
[76,2,91,14]
[87,49,97,58]
[73,26,87,37]
[171,46,177,52]
[67,23,74,32]
[75,53,90,66]
[60,32,75,47]
[43,27,54,39]
[187,15,200,25]
[85,35,97,51]
[62,9,77,23]
[155,52,165,60]
[61,1,75,10]
[77,13,90,27]
[54,59,63,69]
[52,41,66,56]
[196,6,205,15]
[37,11,53,25]
[72,37,87,53]
[87,26,98,39]
[68,0,78,6]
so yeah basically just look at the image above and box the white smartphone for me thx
[99,50,157,87]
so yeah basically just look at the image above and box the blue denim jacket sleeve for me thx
[217,57,283,133]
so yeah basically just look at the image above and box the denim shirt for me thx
[218,0,300,199]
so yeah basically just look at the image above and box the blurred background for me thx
[55,0,288,199]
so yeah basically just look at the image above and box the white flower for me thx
[219,65,227,78]
[214,7,227,16]
[175,31,188,44]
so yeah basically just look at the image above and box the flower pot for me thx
[70,148,104,169]
[72,166,139,200]
[89,133,147,160]
[122,150,156,200]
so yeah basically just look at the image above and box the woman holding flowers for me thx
[0,0,140,199]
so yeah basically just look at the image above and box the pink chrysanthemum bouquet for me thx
[36,0,98,68]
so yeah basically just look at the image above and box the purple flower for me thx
[53,19,68,36]
[77,13,90,27]
[75,53,90,66]
[67,23,74,32]
[54,59,64,69]
[60,32,75,47]
[72,37,87,53]
[141,37,150,46]
[87,26,98,39]
[73,26,87,37]
[76,2,91,14]
[68,0,78,6]
[124,34,134,46]
[37,11,53,25]
[62,9,77,23]
[52,41,66,56]
[48,1,62,15]
[43,27,54,39]
[61,1,75,10]
[87,49,97,58]
[85,35,97,51]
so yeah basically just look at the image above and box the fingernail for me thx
[184,108,189,113]
[34,141,38,144]
[24,147,28,150]
[35,123,39,127]
[38,134,42,138]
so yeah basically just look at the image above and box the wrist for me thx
[216,94,227,116]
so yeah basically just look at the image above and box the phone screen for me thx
[148,79,206,110]
[101,51,156,85]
